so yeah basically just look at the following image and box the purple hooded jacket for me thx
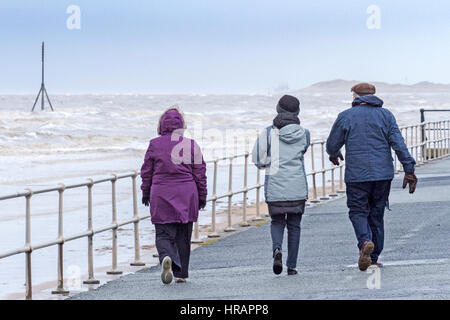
[140,108,207,224]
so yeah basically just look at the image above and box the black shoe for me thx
[273,249,283,275]
[287,269,298,275]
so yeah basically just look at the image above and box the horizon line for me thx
[2,79,450,96]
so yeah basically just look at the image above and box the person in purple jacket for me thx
[140,106,207,284]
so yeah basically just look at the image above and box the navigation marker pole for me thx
[31,42,54,112]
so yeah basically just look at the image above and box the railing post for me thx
[405,127,409,155]
[448,120,450,156]
[52,183,69,295]
[438,122,441,158]
[441,121,444,158]
[253,167,265,221]
[415,125,420,165]
[427,122,431,161]
[447,120,450,156]
[240,153,250,227]
[439,121,442,158]
[25,189,33,300]
[329,167,338,197]
[447,120,449,156]
[191,222,202,243]
[320,142,329,200]
[208,160,220,237]
[433,122,437,159]
[310,143,320,203]
[443,121,446,156]
[420,108,425,150]
[107,175,123,275]
[444,121,448,156]
[444,120,447,156]
[83,179,100,284]
[224,157,236,232]
[131,172,145,266]
[436,122,440,158]
[422,121,427,163]
[337,163,345,193]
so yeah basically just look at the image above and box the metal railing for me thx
[192,153,264,242]
[394,120,450,172]
[0,172,148,299]
[307,140,345,204]
[193,139,346,242]
[1,119,450,300]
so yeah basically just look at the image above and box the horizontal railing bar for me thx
[33,239,61,251]
[205,153,249,164]
[32,187,64,195]
[64,182,91,190]
[213,193,232,201]
[306,166,342,176]
[0,247,27,259]
[0,192,30,201]
[0,172,139,200]
[421,109,450,112]
[205,184,261,202]
[117,218,137,228]
[64,230,93,242]
[93,223,117,235]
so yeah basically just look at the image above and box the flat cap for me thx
[351,82,376,95]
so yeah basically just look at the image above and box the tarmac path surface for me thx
[71,157,450,300]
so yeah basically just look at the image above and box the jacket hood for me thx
[278,124,306,144]
[352,95,384,108]
[157,106,187,135]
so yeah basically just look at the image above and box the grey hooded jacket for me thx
[252,124,310,203]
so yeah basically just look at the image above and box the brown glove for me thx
[329,152,344,166]
[402,173,418,194]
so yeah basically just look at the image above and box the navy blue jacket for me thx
[326,95,415,183]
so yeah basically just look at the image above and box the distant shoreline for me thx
[2,79,450,96]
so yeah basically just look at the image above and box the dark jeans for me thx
[269,202,305,269]
[346,180,392,263]
[155,222,193,278]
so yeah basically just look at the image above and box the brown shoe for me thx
[358,241,374,271]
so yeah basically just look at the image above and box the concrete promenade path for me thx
[71,157,450,300]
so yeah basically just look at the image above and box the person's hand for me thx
[142,196,150,207]
[199,199,206,210]
[402,172,418,194]
[329,152,344,166]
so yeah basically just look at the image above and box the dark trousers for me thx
[271,213,303,269]
[155,222,193,278]
[346,180,391,263]
[269,201,305,269]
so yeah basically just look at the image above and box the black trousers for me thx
[346,180,392,263]
[155,222,193,279]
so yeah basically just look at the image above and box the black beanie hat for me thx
[277,95,300,114]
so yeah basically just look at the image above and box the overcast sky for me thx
[0,0,449,94]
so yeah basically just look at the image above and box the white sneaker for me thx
[161,256,173,284]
